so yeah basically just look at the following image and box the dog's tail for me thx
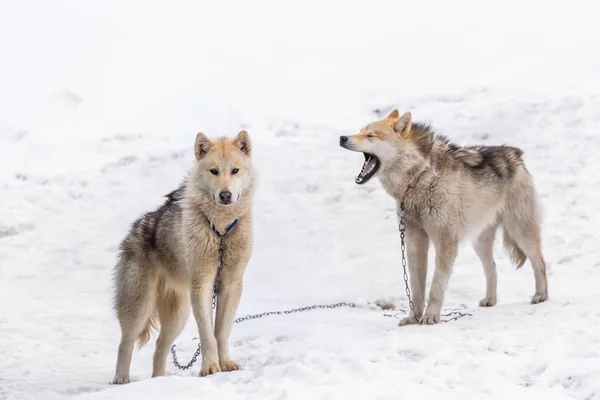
[503,230,527,268]
[137,313,159,347]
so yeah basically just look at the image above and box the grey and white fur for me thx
[112,130,255,383]
[340,110,548,326]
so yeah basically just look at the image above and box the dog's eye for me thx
[210,169,219,175]
[367,133,375,138]
[231,168,239,175]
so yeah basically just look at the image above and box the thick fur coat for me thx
[340,110,548,325]
[112,131,255,383]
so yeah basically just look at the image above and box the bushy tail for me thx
[137,313,159,347]
[503,230,527,268]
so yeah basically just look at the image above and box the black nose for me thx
[219,191,232,203]
[340,136,348,142]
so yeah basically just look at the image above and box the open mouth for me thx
[355,153,380,184]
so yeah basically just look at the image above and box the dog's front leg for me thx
[398,224,429,326]
[422,233,458,325]
[191,272,220,377]
[214,274,243,372]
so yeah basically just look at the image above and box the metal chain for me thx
[399,201,415,315]
[383,304,471,323]
[212,236,225,309]
[397,201,471,323]
[170,302,355,370]
[233,301,355,323]
[171,339,202,371]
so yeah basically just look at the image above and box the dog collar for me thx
[207,218,239,237]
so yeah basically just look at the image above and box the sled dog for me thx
[339,110,548,325]
[112,130,254,383]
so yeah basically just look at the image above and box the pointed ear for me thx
[194,132,213,160]
[387,109,400,119]
[233,130,252,156]
[393,112,412,135]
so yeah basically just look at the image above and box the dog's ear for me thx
[386,109,400,119]
[393,112,412,135]
[233,130,252,156]
[195,132,213,160]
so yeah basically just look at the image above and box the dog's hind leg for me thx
[398,224,429,326]
[473,224,498,307]
[152,283,190,378]
[113,335,136,384]
[504,218,548,304]
[113,264,158,384]
[503,174,549,304]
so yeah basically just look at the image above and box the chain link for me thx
[171,339,202,371]
[399,201,415,315]
[212,236,225,309]
[383,304,471,323]
[233,301,355,323]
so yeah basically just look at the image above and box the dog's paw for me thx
[531,292,548,304]
[419,313,440,325]
[220,360,240,372]
[398,314,420,326]
[479,297,497,307]
[112,375,130,385]
[200,363,221,377]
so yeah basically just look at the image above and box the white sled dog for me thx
[112,130,255,383]
[340,110,548,326]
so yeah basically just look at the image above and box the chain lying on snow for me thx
[231,302,356,323]
[171,302,356,370]
[382,305,472,323]
[171,201,471,371]
[171,299,470,370]
[172,338,202,371]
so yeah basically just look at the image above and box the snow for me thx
[1,0,600,399]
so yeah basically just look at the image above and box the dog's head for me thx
[339,109,416,184]
[190,130,253,206]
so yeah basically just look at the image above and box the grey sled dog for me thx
[339,110,549,326]
[112,130,254,383]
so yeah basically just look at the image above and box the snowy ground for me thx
[1,1,600,399]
